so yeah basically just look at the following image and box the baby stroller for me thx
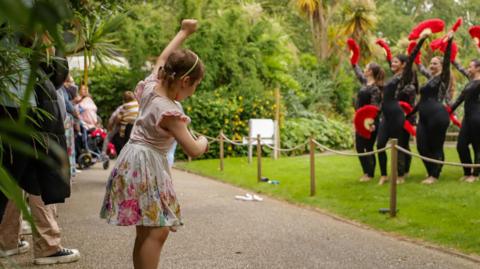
[76,121,115,170]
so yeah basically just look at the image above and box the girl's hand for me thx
[198,136,208,153]
[181,19,198,35]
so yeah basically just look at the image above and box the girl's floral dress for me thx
[100,71,189,227]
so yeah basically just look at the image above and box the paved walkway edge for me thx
[174,166,480,265]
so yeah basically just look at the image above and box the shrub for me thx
[280,117,354,156]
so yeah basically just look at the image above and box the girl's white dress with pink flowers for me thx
[100,72,189,227]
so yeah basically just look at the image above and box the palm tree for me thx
[340,0,377,65]
[294,0,341,61]
[68,13,125,88]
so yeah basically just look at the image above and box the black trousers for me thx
[355,117,379,177]
[377,113,408,177]
[403,130,412,174]
[457,117,480,176]
[417,103,450,178]
[111,124,134,154]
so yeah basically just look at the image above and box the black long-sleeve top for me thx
[352,64,382,109]
[418,60,467,102]
[417,63,432,79]
[381,36,425,111]
[453,61,469,79]
[450,79,480,118]
[409,38,453,116]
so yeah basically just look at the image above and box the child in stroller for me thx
[75,120,115,170]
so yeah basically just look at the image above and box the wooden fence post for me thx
[257,134,262,182]
[390,139,398,217]
[219,131,224,171]
[274,87,281,160]
[310,136,316,196]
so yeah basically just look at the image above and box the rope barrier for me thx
[220,134,245,146]
[263,142,308,152]
[190,129,391,157]
[312,139,389,157]
[395,145,480,168]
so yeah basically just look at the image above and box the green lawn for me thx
[176,147,480,255]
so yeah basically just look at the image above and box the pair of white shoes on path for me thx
[235,193,263,201]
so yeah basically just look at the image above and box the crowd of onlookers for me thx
[59,75,139,176]
[0,57,139,265]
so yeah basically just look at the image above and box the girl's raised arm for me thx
[154,19,198,72]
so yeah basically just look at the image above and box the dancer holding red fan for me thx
[407,26,454,184]
[347,39,384,182]
[447,25,480,183]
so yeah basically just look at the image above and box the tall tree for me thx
[340,0,377,64]
[295,0,341,61]
[68,13,124,87]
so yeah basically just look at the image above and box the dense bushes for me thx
[281,117,354,155]
[76,2,356,160]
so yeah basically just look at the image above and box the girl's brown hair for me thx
[368,62,385,88]
[158,49,205,87]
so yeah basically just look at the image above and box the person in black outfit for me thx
[394,54,419,178]
[449,59,480,183]
[351,62,384,182]
[408,33,454,184]
[376,37,424,185]
[417,56,460,103]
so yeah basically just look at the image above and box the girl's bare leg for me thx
[133,226,170,269]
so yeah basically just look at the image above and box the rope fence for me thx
[188,130,480,217]
[396,145,480,168]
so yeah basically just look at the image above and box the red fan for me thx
[442,41,458,62]
[399,101,416,136]
[430,37,444,51]
[347,38,360,65]
[451,18,462,32]
[407,41,422,65]
[469,26,480,48]
[375,39,392,62]
[445,105,462,128]
[354,105,379,139]
[430,38,458,62]
[408,19,445,40]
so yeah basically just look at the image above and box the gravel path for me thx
[4,164,479,269]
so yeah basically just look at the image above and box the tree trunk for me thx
[317,4,328,60]
[83,50,89,86]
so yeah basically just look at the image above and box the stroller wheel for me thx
[78,153,93,169]
[102,160,110,170]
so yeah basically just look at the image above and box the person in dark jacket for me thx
[0,38,80,264]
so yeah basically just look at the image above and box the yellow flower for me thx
[238,96,243,101]
[224,119,229,124]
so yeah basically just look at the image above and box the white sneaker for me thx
[33,248,81,265]
[252,195,263,201]
[1,240,30,257]
[235,194,253,201]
